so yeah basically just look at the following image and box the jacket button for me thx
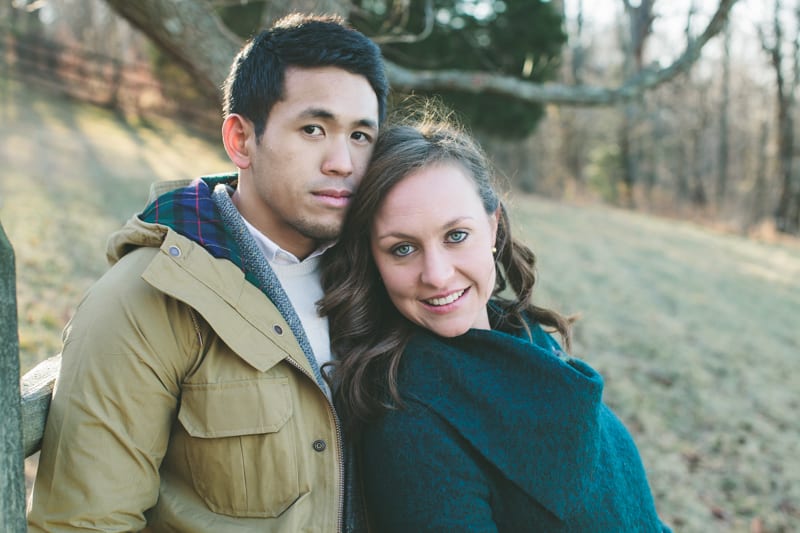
[273,324,283,335]
[168,245,181,257]
[312,439,327,452]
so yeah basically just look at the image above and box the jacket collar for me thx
[139,228,311,375]
[110,175,318,377]
[138,174,249,277]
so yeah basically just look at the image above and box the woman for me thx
[319,109,671,532]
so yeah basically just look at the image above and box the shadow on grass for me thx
[0,73,229,371]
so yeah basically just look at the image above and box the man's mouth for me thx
[314,189,351,198]
[313,189,352,207]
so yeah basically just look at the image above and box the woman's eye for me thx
[446,230,468,243]
[392,244,415,257]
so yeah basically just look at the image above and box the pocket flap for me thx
[178,377,292,438]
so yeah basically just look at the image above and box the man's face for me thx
[236,66,379,259]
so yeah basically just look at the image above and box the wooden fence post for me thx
[0,220,27,531]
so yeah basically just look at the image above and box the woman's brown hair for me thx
[319,104,571,433]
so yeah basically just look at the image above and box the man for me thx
[28,13,387,532]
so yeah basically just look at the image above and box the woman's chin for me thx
[429,324,472,338]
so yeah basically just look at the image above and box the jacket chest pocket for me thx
[178,376,304,518]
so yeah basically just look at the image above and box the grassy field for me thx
[2,75,799,532]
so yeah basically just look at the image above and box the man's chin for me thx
[299,222,343,244]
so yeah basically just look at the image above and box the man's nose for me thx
[321,136,354,177]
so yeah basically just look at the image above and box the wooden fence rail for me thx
[21,355,60,458]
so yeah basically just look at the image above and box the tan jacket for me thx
[28,213,344,532]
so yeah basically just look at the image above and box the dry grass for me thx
[2,75,799,532]
[512,197,800,532]
[0,75,231,370]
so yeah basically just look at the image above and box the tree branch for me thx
[102,0,739,107]
[387,0,739,106]
[103,0,242,100]
[371,0,434,45]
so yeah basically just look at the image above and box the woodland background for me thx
[1,0,799,531]
[4,0,800,236]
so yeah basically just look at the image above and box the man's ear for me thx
[222,114,253,169]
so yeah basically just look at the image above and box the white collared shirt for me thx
[240,216,332,366]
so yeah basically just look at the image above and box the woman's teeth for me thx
[426,289,465,307]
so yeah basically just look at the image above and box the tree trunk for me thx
[768,0,798,233]
[717,18,731,208]
[773,97,795,231]
[644,96,662,203]
[559,0,587,188]
[676,140,690,202]
[616,0,655,208]
[104,0,243,101]
[619,110,637,207]
[690,124,708,207]
[750,120,770,227]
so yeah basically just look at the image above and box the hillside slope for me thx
[1,75,798,532]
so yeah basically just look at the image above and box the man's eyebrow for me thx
[299,108,335,120]
[356,118,379,131]
[298,108,378,130]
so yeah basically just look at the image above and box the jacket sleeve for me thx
[360,398,499,533]
[27,251,200,532]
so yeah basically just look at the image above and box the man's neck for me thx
[230,187,315,260]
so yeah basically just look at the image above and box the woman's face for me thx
[370,161,499,337]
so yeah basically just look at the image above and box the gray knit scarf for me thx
[211,184,330,397]
[213,184,366,532]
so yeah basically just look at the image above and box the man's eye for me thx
[303,125,323,135]
[352,131,373,143]
[446,230,468,243]
[392,244,415,257]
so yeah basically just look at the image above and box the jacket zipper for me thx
[282,356,344,533]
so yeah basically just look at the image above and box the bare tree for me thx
[717,15,731,207]
[558,0,589,188]
[689,85,711,207]
[760,0,800,233]
[616,0,655,207]
[751,120,771,227]
[663,70,710,209]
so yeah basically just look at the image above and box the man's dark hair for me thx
[222,13,388,138]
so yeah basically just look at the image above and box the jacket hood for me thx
[106,174,238,266]
[106,216,168,265]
